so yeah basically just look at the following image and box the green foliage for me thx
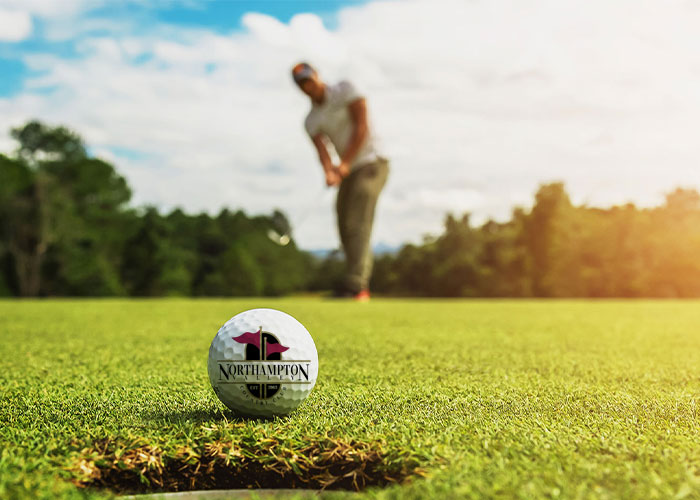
[11,120,87,164]
[372,182,700,297]
[5,120,700,298]
[0,155,35,296]
[121,207,194,296]
[0,121,313,297]
[0,122,133,296]
[220,244,264,295]
[307,250,345,292]
[1,299,700,499]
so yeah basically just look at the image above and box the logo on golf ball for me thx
[208,308,318,416]
[219,327,311,400]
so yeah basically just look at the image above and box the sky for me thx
[1,0,699,249]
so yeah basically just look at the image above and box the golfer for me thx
[292,62,389,301]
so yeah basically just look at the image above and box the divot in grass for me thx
[70,436,425,495]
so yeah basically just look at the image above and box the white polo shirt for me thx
[304,80,383,170]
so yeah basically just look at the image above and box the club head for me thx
[267,228,291,246]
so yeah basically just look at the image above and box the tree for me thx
[523,182,573,296]
[121,208,194,296]
[0,152,49,296]
[645,189,700,297]
[5,121,132,295]
[0,154,35,295]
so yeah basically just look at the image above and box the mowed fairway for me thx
[1,299,700,499]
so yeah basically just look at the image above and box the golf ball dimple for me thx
[208,308,319,417]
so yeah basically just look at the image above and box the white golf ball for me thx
[208,308,319,417]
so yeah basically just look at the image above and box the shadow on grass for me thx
[146,407,280,425]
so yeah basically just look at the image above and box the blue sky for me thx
[0,0,699,248]
[0,1,366,96]
[154,1,366,30]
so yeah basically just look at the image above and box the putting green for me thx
[1,299,699,499]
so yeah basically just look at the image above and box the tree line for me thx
[370,183,700,297]
[2,121,699,297]
[0,121,311,296]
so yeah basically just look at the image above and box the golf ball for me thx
[208,308,319,417]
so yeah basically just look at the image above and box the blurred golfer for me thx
[292,62,389,301]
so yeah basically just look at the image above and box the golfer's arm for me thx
[341,98,368,166]
[312,134,334,173]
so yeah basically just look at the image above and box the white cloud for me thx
[241,13,290,47]
[0,0,89,17]
[2,0,700,248]
[0,8,32,41]
[0,0,103,42]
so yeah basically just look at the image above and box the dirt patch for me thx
[70,437,424,494]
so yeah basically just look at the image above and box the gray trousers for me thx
[336,158,389,292]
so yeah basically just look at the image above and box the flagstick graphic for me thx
[259,326,265,399]
[232,326,290,400]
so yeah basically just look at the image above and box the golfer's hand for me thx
[325,169,341,187]
[337,161,350,179]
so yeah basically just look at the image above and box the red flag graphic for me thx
[233,328,261,349]
[265,342,290,356]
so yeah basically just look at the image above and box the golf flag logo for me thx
[232,327,291,400]
[233,328,290,355]
[232,330,260,349]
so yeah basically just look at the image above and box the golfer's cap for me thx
[292,62,315,84]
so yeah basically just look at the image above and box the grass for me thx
[1,298,700,499]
